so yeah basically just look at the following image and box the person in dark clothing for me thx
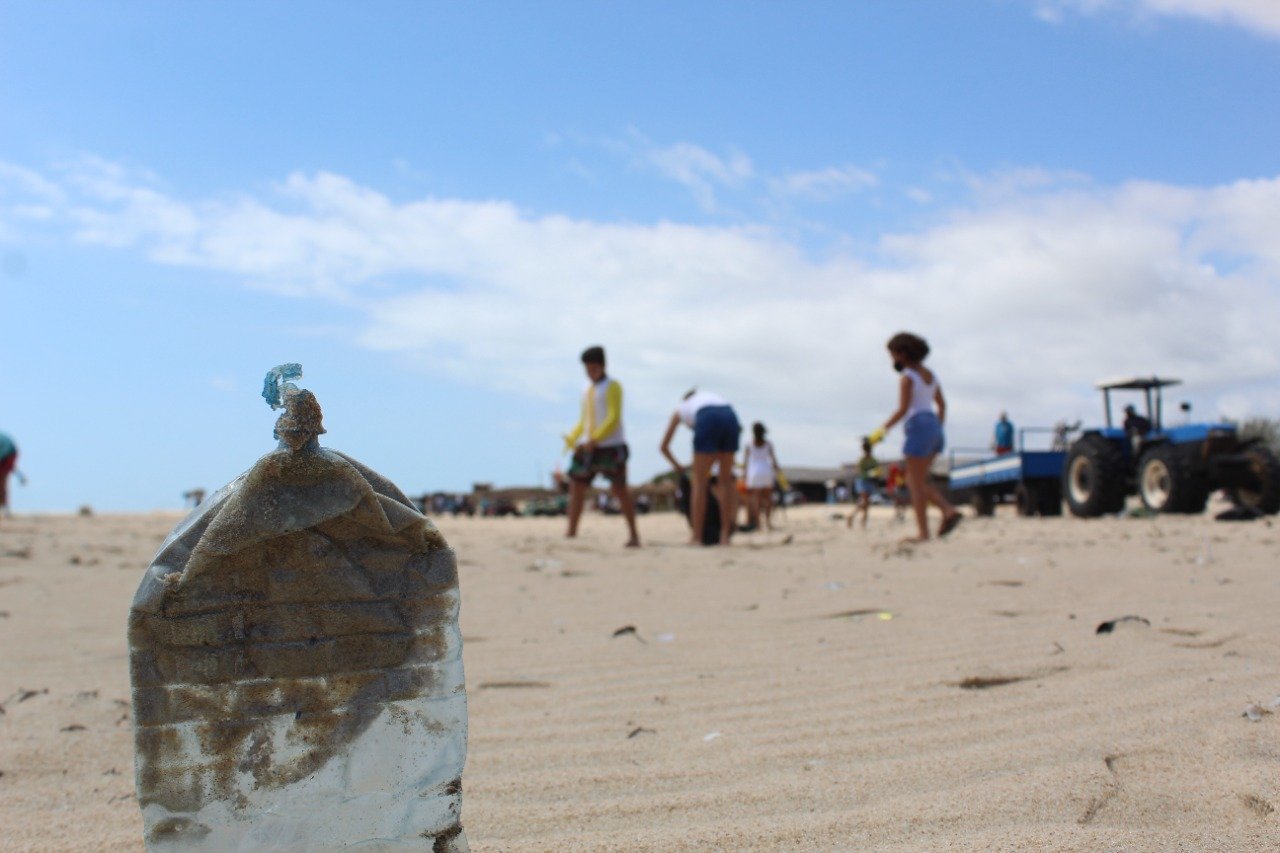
[0,431,24,518]
[1123,404,1152,437]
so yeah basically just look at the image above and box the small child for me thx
[847,437,879,530]
[885,462,908,522]
[742,422,781,531]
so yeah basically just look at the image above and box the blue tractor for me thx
[1062,377,1280,517]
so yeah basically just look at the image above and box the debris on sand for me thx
[627,727,656,739]
[612,625,646,642]
[1239,793,1275,818]
[1096,615,1150,635]
[1243,703,1272,722]
[956,675,1031,690]
[4,687,48,707]
[826,609,894,621]
[952,666,1068,690]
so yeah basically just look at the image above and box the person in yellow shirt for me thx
[563,346,640,547]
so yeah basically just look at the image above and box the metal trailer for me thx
[948,428,1065,517]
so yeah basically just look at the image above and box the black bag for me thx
[675,473,722,546]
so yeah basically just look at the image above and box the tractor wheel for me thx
[1015,483,1034,517]
[1138,444,1208,514]
[972,489,995,517]
[1063,435,1126,518]
[1230,445,1280,514]
[1016,482,1063,517]
[1036,480,1063,516]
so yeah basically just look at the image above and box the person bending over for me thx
[661,389,742,546]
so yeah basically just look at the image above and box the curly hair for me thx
[886,331,930,363]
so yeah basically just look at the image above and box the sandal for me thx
[939,513,963,537]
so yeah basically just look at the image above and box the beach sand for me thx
[2,503,1278,851]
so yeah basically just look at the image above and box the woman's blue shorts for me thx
[692,405,742,454]
[903,411,945,458]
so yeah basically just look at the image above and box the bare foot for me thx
[624,538,641,549]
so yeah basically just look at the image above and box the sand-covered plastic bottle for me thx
[128,364,468,851]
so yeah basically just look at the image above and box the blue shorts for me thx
[855,478,875,496]
[692,405,742,454]
[903,411,944,458]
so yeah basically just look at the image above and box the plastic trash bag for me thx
[129,366,468,851]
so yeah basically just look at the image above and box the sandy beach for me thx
[2,503,1278,851]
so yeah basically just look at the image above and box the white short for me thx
[745,471,775,490]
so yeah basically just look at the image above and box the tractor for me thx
[1062,377,1280,517]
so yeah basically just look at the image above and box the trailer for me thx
[949,429,1065,517]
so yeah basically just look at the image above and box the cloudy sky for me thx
[3,0,1279,510]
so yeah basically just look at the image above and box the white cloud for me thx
[2,157,1279,476]
[645,141,754,212]
[770,165,878,201]
[1034,0,1280,38]
[615,132,881,215]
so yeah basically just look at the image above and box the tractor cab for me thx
[1097,376,1179,435]
[1094,376,1237,451]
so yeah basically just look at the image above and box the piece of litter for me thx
[611,625,646,643]
[655,633,676,643]
[703,732,722,742]
[1096,615,1150,635]
[877,612,894,621]
[129,365,469,851]
[627,727,656,739]
[1243,703,1271,722]
[9,688,47,705]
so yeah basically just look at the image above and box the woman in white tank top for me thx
[871,332,962,542]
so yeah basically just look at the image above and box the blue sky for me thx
[3,0,1280,511]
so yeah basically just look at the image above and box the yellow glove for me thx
[867,426,886,446]
[776,471,790,491]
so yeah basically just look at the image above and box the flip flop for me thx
[939,513,963,537]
